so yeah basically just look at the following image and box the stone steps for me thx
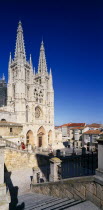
[66,200,100,210]
[16,192,100,210]
[25,198,73,210]
[20,197,60,209]
[17,192,82,210]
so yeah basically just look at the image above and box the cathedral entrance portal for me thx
[37,127,46,148]
[26,130,34,145]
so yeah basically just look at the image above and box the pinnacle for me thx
[2,73,5,80]
[50,68,52,75]
[9,52,12,65]
[30,54,32,61]
[30,54,33,69]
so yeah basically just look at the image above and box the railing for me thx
[61,152,98,179]
[0,138,17,149]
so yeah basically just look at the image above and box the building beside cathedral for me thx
[0,21,62,149]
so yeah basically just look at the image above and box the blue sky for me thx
[0,0,103,125]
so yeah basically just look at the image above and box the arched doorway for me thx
[37,126,46,147]
[48,130,52,144]
[26,130,34,145]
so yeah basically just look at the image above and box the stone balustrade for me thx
[0,138,17,149]
[31,176,103,209]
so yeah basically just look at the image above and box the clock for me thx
[35,107,40,118]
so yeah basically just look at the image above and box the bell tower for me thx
[7,21,33,122]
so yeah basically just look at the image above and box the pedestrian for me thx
[17,141,21,150]
[21,142,25,150]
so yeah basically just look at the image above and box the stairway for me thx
[16,192,100,210]
[16,192,81,210]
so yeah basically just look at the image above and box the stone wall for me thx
[31,176,103,209]
[0,125,22,137]
[4,148,38,195]
[0,147,9,210]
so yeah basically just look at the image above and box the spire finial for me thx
[19,20,22,24]
[14,21,26,60]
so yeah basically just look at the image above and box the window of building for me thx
[10,128,12,133]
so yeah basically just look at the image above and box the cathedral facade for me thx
[0,21,55,148]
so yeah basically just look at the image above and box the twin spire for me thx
[38,40,47,74]
[15,21,26,60]
[12,21,50,75]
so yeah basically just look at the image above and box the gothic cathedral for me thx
[0,21,55,148]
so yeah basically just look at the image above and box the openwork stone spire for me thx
[38,40,47,74]
[15,21,26,60]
